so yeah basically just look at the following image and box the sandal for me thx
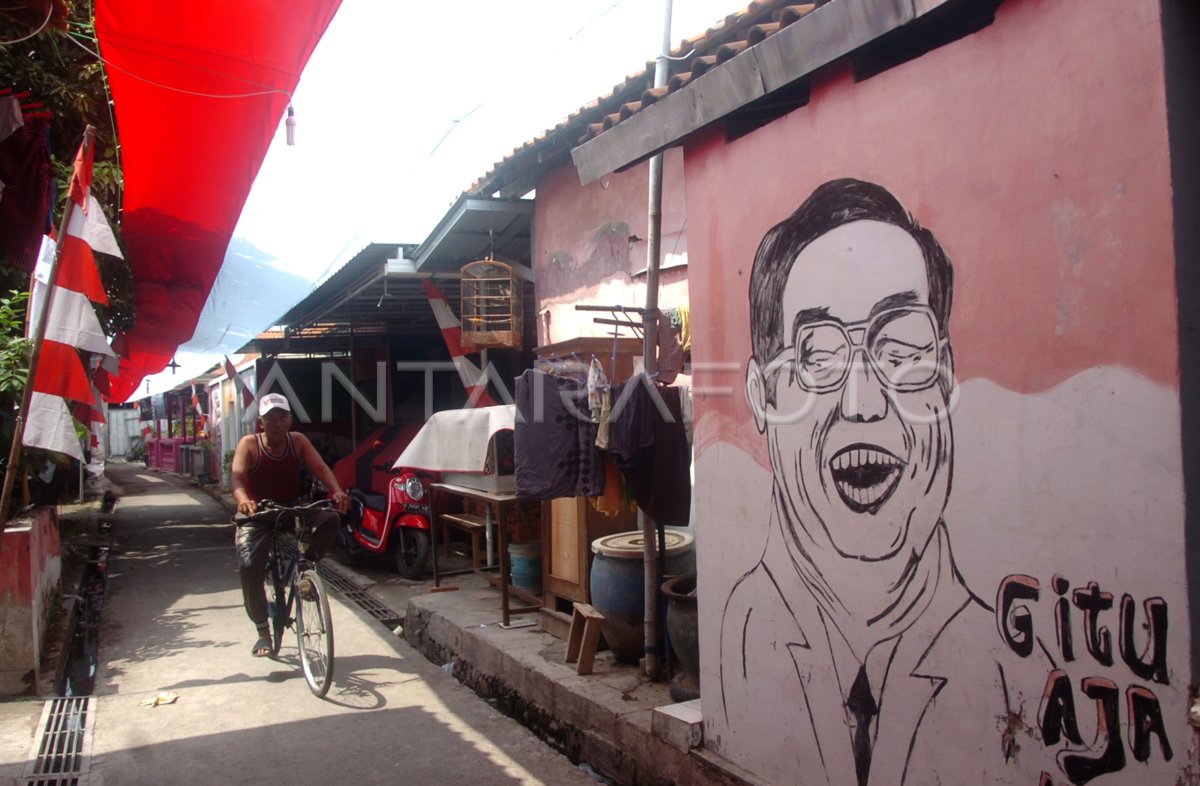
[251,634,272,657]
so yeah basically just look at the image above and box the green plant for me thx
[223,449,235,474]
[0,291,31,403]
[127,441,147,462]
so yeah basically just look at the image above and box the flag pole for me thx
[0,125,96,530]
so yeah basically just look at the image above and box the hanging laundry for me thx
[656,313,685,385]
[595,387,613,451]
[0,117,53,273]
[675,305,691,353]
[0,96,22,145]
[589,452,626,517]
[514,368,605,500]
[587,355,608,423]
[606,374,690,528]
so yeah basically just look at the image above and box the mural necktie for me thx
[848,664,878,786]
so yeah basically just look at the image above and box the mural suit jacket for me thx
[717,521,1055,786]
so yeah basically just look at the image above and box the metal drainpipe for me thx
[641,0,673,682]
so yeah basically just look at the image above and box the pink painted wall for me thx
[686,0,1189,783]
[534,149,690,345]
[0,507,61,695]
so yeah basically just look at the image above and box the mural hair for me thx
[748,179,954,399]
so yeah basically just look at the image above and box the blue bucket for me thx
[509,541,542,595]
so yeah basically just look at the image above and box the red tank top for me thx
[246,433,302,503]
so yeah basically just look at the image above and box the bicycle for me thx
[245,499,337,697]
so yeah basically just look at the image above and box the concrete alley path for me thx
[77,462,595,786]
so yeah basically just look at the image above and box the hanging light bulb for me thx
[286,105,296,146]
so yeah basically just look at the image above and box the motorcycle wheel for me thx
[393,528,430,579]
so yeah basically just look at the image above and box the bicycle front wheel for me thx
[295,568,334,697]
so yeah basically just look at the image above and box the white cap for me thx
[258,393,291,417]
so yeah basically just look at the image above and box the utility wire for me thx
[64,32,292,100]
[0,3,52,45]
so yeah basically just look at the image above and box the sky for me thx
[138,0,738,398]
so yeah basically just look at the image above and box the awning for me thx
[242,197,534,355]
[411,194,534,272]
[94,0,343,401]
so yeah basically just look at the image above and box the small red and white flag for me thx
[55,191,118,305]
[224,355,254,409]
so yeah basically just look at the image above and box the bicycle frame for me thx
[261,509,312,647]
[266,529,304,623]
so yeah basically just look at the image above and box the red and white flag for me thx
[422,279,496,407]
[191,380,208,435]
[55,191,117,305]
[24,130,118,460]
[71,358,109,426]
[29,234,116,358]
[224,355,254,408]
[25,392,83,461]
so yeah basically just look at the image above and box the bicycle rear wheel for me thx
[295,568,334,697]
[263,555,285,656]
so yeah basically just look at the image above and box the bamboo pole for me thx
[0,125,95,531]
[640,0,673,682]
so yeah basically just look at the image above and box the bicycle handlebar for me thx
[256,498,336,513]
[232,497,336,527]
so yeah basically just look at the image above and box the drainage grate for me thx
[24,696,95,785]
[317,561,404,625]
[279,539,404,626]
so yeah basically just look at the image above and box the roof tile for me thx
[465,0,821,198]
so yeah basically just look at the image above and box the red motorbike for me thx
[337,465,435,579]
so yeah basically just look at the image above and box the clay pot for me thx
[589,530,695,663]
[662,574,699,699]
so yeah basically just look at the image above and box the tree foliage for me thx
[0,5,134,334]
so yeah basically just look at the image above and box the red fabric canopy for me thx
[95,0,342,401]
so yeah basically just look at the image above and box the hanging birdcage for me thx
[460,259,523,350]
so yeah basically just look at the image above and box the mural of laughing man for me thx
[719,178,1050,786]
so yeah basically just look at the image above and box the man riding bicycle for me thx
[231,393,351,657]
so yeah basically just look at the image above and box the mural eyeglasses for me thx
[764,306,944,394]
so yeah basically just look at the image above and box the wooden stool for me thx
[565,602,605,675]
[439,512,486,568]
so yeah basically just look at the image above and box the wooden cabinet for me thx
[542,495,636,616]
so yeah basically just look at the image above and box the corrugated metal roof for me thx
[242,242,463,353]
